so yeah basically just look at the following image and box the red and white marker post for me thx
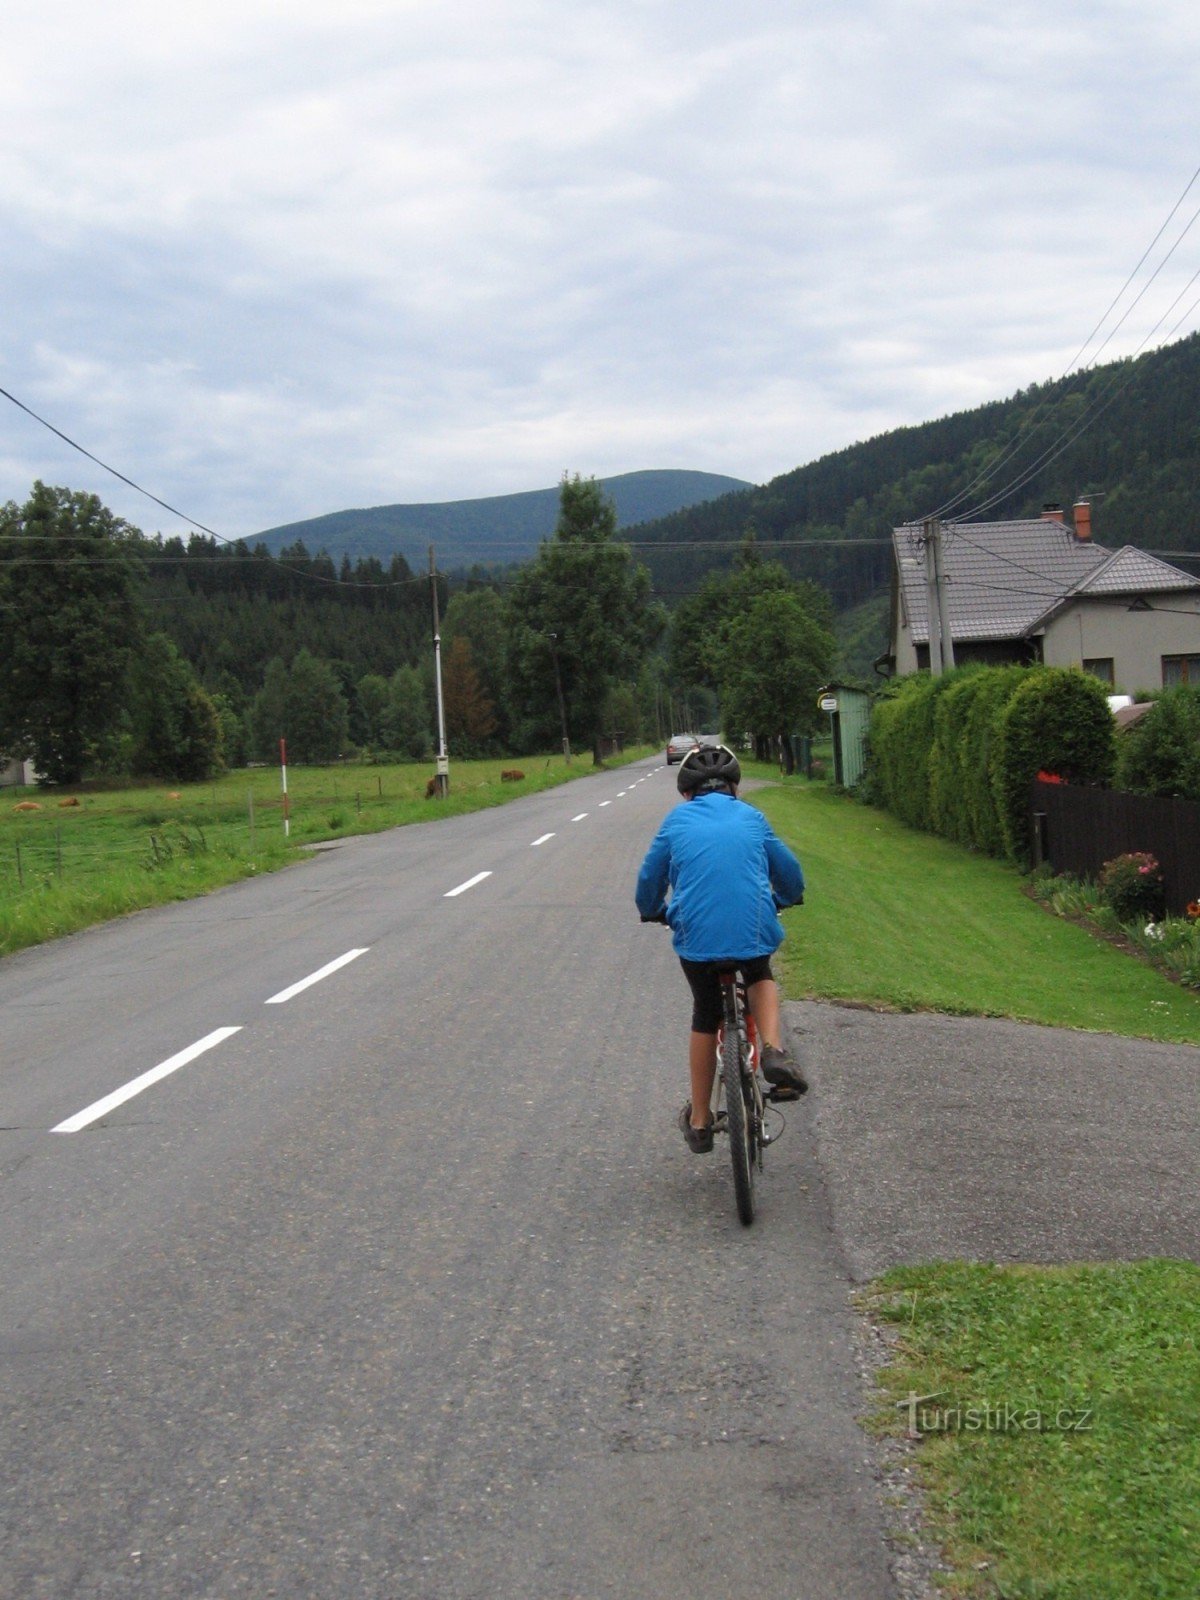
[280,737,291,837]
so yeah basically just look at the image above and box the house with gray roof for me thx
[887,501,1200,692]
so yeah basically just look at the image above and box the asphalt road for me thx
[1,758,896,1600]
[795,1002,1200,1281]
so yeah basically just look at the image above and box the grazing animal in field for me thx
[500,769,525,782]
[58,796,80,807]
[425,776,439,798]
[13,801,41,812]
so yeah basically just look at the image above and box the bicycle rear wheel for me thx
[721,1001,756,1226]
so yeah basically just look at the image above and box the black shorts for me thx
[680,955,774,1035]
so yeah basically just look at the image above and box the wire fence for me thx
[1,819,250,900]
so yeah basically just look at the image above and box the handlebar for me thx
[642,896,801,925]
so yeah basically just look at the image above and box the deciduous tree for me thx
[128,633,223,781]
[718,591,835,767]
[0,483,146,783]
[504,475,664,759]
[250,650,349,763]
[442,635,498,752]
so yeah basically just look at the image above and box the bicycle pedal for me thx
[765,1085,802,1103]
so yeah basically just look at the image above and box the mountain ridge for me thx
[624,333,1200,614]
[251,469,752,569]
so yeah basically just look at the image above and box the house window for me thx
[1082,657,1114,685]
[1163,654,1200,687]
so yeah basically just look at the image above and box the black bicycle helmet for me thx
[677,742,741,796]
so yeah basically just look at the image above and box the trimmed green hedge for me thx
[992,668,1116,863]
[868,664,1116,864]
[1116,687,1200,801]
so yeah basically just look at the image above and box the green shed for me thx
[816,683,872,789]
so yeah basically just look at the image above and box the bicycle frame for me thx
[709,974,759,1124]
[709,969,768,1227]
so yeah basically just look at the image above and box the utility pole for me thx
[547,632,571,762]
[922,517,955,675]
[429,545,450,796]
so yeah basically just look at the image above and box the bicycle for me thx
[709,964,787,1226]
[641,914,788,1226]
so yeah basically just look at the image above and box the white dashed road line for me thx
[265,948,370,1005]
[445,870,493,898]
[49,768,664,1135]
[52,1027,244,1134]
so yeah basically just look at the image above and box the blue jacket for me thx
[635,791,805,962]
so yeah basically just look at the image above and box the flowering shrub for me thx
[1127,914,1200,989]
[1098,852,1167,922]
[1029,869,1200,989]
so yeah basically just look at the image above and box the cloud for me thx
[3,0,1200,535]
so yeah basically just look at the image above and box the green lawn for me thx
[863,1260,1200,1599]
[748,775,1200,1044]
[0,750,653,957]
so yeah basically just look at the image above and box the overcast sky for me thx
[3,0,1199,539]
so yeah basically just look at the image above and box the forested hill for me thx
[626,333,1200,611]
[251,469,750,568]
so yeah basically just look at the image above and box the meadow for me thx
[0,750,650,957]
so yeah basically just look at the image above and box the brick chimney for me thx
[1041,503,1065,522]
[1073,498,1092,541]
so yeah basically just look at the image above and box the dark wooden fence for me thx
[1031,781,1200,914]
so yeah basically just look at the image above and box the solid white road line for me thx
[445,870,493,897]
[530,833,555,847]
[265,947,370,1005]
[52,1027,244,1134]
[571,813,588,822]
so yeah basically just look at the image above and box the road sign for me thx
[818,693,838,714]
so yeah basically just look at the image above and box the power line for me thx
[1064,162,1200,372]
[952,265,1200,525]
[0,384,230,540]
[0,384,419,591]
[927,161,1200,523]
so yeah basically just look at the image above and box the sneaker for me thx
[678,1102,714,1154]
[761,1044,808,1097]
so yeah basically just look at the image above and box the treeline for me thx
[141,533,439,765]
[626,332,1200,610]
[3,477,839,786]
[144,535,430,694]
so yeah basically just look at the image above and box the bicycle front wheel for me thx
[721,1016,756,1226]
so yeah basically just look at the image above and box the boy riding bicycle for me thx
[635,744,807,1153]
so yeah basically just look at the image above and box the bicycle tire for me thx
[721,996,756,1226]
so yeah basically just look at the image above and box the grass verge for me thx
[745,773,1200,1043]
[861,1260,1200,1599]
[0,749,653,957]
